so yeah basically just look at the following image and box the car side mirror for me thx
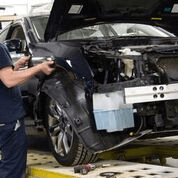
[3,39,23,53]
[3,39,26,64]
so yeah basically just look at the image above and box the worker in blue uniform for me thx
[0,43,54,178]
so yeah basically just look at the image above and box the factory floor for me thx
[25,118,178,177]
[26,134,178,177]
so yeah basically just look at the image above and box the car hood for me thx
[44,0,178,41]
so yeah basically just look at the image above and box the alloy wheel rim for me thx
[48,99,73,157]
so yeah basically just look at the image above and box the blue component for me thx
[94,107,134,132]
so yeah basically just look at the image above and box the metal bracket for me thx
[125,83,178,104]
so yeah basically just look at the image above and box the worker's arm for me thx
[13,55,30,71]
[0,60,54,88]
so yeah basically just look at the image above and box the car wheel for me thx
[45,97,98,166]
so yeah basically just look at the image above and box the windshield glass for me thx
[57,23,175,40]
[29,16,175,41]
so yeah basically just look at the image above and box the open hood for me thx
[45,0,178,41]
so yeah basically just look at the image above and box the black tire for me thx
[44,97,98,166]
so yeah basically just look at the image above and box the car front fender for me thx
[41,70,107,152]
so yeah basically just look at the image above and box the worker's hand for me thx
[14,55,31,71]
[39,60,55,75]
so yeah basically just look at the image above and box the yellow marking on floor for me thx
[28,167,77,178]
[27,150,78,178]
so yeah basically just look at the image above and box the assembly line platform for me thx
[26,136,178,178]
[27,152,178,178]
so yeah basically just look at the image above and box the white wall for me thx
[0,0,53,16]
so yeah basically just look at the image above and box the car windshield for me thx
[57,23,175,40]
[30,16,175,41]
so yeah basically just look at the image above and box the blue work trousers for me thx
[0,119,27,178]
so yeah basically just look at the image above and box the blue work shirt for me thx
[0,43,25,123]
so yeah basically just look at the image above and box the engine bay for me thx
[82,41,178,134]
